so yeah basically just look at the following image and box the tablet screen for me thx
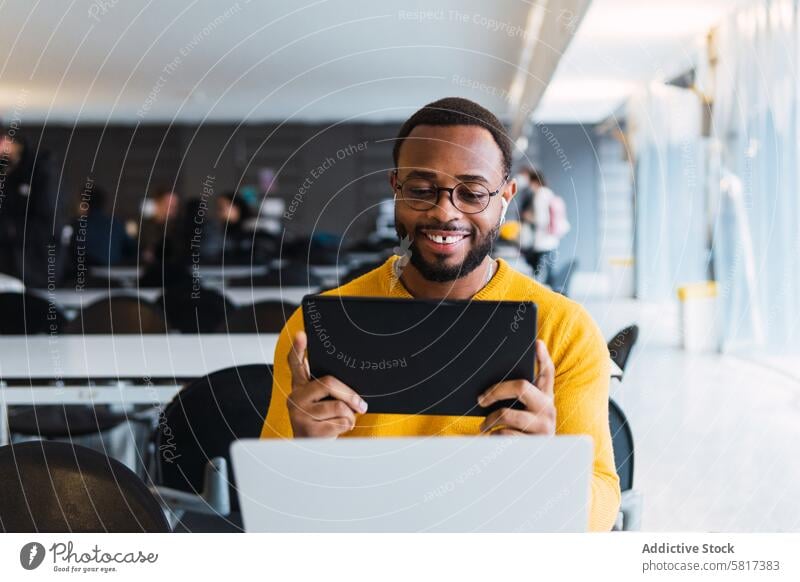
[302,295,537,416]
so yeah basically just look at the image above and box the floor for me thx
[585,299,800,532]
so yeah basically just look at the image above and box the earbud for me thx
[500,198,509,224]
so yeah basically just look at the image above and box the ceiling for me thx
[0,0,588,129]
[534,0,746,123]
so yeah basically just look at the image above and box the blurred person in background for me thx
[519,168,570,283]
[0,128,63,287]
[215,190,253,264]
[138,186,182,267]
[69,185,134,271]
[138,186,186,286]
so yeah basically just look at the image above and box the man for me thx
[261,97,620,531]
[519,168,568,283]
[0,129,61,287]
[138,187,186,286]
[138,187,181,265]
[70,185,133,269]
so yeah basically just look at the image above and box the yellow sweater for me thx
[261,256,621,531]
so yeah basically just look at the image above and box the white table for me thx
[36,286,316,311]
[88,266,142,286]
[0,334,278,445]
[89,265,271,286]
[0,332,625,445]
[194,265,269,282]
[92,263,347,284]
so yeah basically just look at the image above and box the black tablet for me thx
[301,295,537,417]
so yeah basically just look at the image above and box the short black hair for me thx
[393,97,512,177]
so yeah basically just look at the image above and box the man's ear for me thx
[503,177,518,206]
[389,170,398,191]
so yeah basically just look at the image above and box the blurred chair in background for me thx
[63,295,167,334]
[220,301,297,333]
[0,292,64,335]
[159,284,232,333]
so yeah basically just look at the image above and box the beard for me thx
[395,218,500,283]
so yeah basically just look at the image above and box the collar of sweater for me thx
[383,255,512,300]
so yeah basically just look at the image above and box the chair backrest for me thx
[159,284,232,333]
[219,300,298,333]
[609,398,634,492]
[0,441,169,532]
[607,324,639,372]
[154,364,273,512]
[63,295,167,334]
[0,292,65,334]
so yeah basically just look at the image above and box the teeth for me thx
[426,233,465,245]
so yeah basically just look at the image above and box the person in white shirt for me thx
[519,168,568,283]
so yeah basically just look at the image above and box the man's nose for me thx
[426,188,463,222]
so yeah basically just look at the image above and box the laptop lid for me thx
[231,436,592,532]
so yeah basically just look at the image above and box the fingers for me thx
[317,375,369,414]
[477,341,554,410]
[307,399,358,423]
[287,331,310,383]
[292,414,355,438]
[478,378,551,412]
[288,382,364,438]
[479,407,553,435]
[287,333,366,413]
[534,339,555,396]
[289,375,367,415]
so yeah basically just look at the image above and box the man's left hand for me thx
[477,339,556,436]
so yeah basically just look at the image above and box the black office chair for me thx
[159,284,232,333]
[0,292,65,334]
[7,406,135,439]
[219,300,297,333]
[0,441,169,532]
[149,364,273,532]
[63,295,168,334]
[607,324,639,374]
[609,398,642,531]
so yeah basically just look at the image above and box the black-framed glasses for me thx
[394,172,508,214]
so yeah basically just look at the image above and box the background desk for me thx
[0,333,623,445]
[37,286,316,311]
[0,334,278,445]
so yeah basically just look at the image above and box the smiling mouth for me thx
[419,228,471,246]
[424,233,467,245]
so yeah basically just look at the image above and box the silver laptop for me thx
[231,436,593,532]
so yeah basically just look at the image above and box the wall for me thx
[23,122,400,244]
[526,122,600,272]
[23,121,606,264]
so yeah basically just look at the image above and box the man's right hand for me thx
[286,331,368,437]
